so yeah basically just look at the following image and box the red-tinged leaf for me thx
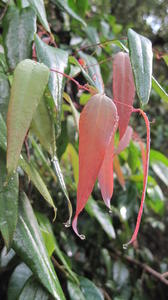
[72,94,118,239]
[98,135,117,209]
[113,52,135,139]
[123,108,150,248]
[113,155,125,188]
[115,126,133,155]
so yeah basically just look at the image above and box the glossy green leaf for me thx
[31,96,56,157]
[0,150,19,248]
[152,76,168,103]
[8,263,32,300]
[68,277,104,300]
[35,35,68,133]
[27,0,50,32]
[147,185,165,215]
[51,0,86,27]
[19,157,57,217]
[0,73,10,120]
[12,192,66,300]
[85,198,116,239]
[152,163,168,186]
[19,276,50,300]
[67,280,85,300]
[52,155,72,226]
[7,59,50,174]
[150,149,168,166]
[3,6,36,70]
[78,52,104,93]
[36,212,78,283]
[128,28,153,104]
[163,55,168,66]
[68,0,88,18]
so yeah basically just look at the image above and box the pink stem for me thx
[123,108,150,248]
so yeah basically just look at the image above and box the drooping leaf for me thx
[85,198,116,239]
[0,73,10,120]
[128,28,153,104]
[31,96,56,157]
[113,52,135,139]
[0,149,18,248]
[3,6,36,70]
[152,76,168,103]
[72,94,118,238]
[35,35,68,133]
[19,276,50,300]
[27,0,50,32]
[12,192,66,300]
[7,59,50,174]
[115,126,133,155]
[8,263,32,300]
[51,0,86,27]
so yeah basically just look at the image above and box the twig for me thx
[101,288,112,300]
[51,256,68,277]
[111,250,168,286]
[0,1,9,21]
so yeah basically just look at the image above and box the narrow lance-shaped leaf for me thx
[0,150,19,248]
[28,0,50,32]
[115,126,133,155]
[128,28,153,104]
[7,59,50,174]
[113,52,135,139]
[35,34,69,134]
[72,94,118,239]
[3,6,36,70]
[12,192,66,300]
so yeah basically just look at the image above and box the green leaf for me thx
[52,155,72,226]
[12,192,66,300]
[8,263,32,300]
[19,157,57,217]
[27,0,50,32]
[67,280,85,300]
[78,52,104,93]
[147,185,165,215]
[51,0,86,27]
[85,198,116,239]
[36,212,78,283]
[31,96,56,157]
[7,59,50,174]
[0,113,7,151]
[163,55,168,66]
[3,6,36,70]
[128,28,153,104]
[152,163,168,186]
[150,149,168,166]
[0,149,19,248]
[68,0,88,18]
[35,35,68,134]
[128,141,140,173]
[152,76,168,103]
[19,276,50,300]
[0,73,10,120]
[68,277,104,300]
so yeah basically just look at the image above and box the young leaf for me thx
[0,150,19,248]
[3,6,36,70]
[7,59,50,174]
[128,28,153,104]
[72,93,118,238]
[115,126,133,155]
[113,52,135,139]
[31,96,56,157]
[51,0,86,27]
[12,192,66,300]
[27,0,50,32]
[35,35,68,133]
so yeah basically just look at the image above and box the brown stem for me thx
[51,256,68,277]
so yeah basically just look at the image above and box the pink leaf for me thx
[113,52,135,139]
[115,126,133,155]
[72,94,118,238]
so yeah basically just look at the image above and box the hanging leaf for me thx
[27,0,50,32]
[113,52,135,139]
[31,96,56,157]
[128,28,153,104]
[72,94,118,239]
[35,35,68,133]
[19,276,50,300]
[8,263,32,300]
[7,59,50,174]
[0,73,10,120]
[12,192,66,300]
[51,0,86,27]
[3,6,36,70]
[0,149,19,248]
